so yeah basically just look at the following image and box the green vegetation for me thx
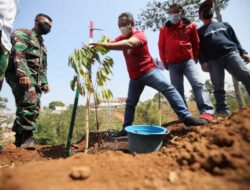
[35,81,250,146]
[48,101,65,110]
[0,127,3,147]
[35,106,122,145]
[189,80,250,112]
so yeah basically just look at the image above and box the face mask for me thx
[168,13,181,24]
[37,22,51,35]
[202,8,213,19]
[119,24,132,36]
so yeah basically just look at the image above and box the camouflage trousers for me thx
[0,44,9,90]
[9,82,41,133]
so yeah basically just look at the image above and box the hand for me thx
[42,84,50,93]
[19,77,31,89]
[90,42,110,48]
[89,42,100,47]
[201,62,209,72]
[164,64,168,70]
[99,35,110,43]
[241,54,250,63]
[89,42,105,47]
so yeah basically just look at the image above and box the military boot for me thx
[21,130,36,150]
[14,132,23,147]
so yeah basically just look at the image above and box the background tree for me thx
[48,101,65,110]
[0,97,8,148]
[137,0,246,110]
[205,79,214,94]
[153,92,165,101]
[136,0,204,32]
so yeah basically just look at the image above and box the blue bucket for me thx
[125,125,169,153]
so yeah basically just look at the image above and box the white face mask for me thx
[168,13,181,24]
[119,24,132,36]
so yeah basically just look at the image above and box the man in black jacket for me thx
[198,0,250,116]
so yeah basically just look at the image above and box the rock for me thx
[190,163,200,171]
[70,166,91,180]
[212,167,225,176]
[168,171,179,183]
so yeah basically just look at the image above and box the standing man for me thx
[158,4,214,121]
[92,12,207,137]
[0,0,19,90]
[198,0,250,116]
[5,14,52,149]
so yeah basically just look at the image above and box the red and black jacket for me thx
[158,19,199,65]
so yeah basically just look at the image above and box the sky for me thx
[1,0,250,113]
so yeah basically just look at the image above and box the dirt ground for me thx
[0,106,250,190]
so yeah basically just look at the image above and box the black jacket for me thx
[198,21,247,64]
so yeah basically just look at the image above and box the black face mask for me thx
[37,22,51,35]
[202,8,213,19]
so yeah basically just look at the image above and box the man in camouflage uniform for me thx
[5,13,52,150]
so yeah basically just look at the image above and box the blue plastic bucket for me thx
[125,125,169,153]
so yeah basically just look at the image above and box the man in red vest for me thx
[158,4,214,121]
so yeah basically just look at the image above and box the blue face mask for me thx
[168,13,181,24]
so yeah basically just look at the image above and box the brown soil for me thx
[1,107,250,190]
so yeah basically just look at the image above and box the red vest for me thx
[158,21,199,64]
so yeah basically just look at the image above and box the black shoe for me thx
[112,129,127,139]
[216,111,230,118]
[183,116,208,130]
[14,133,23,147]
[20,131,36,150]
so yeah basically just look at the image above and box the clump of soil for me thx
[0,144,66,167]
[161,106,250,178]
[0,106,250,190]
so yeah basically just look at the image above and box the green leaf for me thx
[77,82,85,96]
[94,92,101,105]
[69,37,114,101]
[70,75,78,91]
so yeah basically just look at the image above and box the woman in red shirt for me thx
[92,12,208,137]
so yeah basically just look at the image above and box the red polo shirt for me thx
[115,31,156,80]
[158,21,199,64]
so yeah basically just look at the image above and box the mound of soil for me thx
[0,107,250,190]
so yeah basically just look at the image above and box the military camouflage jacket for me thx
[7,29,48,86]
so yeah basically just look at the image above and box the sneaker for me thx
[200,113,213,121]
[14,133,23,147]
[112,129,127,139]
[183,116,208,130]
[216,111,230,118]
[20,131,36,150]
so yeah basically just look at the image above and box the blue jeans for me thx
[123,68,192,127]
[168,59,214,115]
[208,51,250,113]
